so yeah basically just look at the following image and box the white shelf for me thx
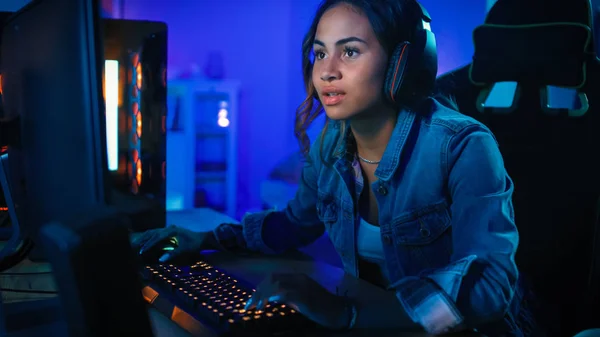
[166,78,240,218]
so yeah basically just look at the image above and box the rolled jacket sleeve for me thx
[390,125,519,331]
[214,139,326,254]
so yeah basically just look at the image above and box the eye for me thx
[313,50,326,60]
[343,47,360,59]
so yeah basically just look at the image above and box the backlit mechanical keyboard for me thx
[140,261,315,337]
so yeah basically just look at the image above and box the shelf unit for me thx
[166,79,240,218]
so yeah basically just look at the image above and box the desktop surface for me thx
[0,297,189,337]
[0,252,441,337]
[0,209,484,337]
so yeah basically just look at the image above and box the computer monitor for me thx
[0,0,156,335]
[0,9,168,262]
[1,0,110,260]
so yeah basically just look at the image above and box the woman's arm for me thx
[212,140,325,255]
[396,125,518,331]
[444,126,519,327]
[346,125,519,333]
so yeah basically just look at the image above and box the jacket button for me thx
[382,234,392,245]
[420,228,431,237]
[377,185,388,196]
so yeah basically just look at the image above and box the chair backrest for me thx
[435,1,600,335]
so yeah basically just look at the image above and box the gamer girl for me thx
[134,0,538,335]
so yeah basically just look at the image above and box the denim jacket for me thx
[214,98,530,335]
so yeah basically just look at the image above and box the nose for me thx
[319,59,341,82]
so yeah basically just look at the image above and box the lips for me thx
[321,86,346,106]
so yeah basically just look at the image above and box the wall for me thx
[0,0,119,17]
[121,0,311,214]
[421,0,487,74]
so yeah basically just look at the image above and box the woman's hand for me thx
[244,273,351,330]
[131,226,218,262]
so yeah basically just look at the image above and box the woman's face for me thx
[312,4,389,121]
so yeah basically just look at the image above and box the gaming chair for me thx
[435,0,600,336]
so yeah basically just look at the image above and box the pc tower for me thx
[102,19,168,234]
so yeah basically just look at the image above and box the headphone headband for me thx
[384,1,438,107]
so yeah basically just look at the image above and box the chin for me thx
[323,106,358,121]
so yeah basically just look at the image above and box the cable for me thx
[0,152,31,273]
[0,239,34,273]
[0,288,57,294]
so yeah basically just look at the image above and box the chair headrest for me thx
[467,0,595,117]
[470,0,595,88]
[486,0,593,28]
[470,23,591,88]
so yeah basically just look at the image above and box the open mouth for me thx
[321,93,346,106]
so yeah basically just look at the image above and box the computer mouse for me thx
[139,236,178,264]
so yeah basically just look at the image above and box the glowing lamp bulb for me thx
[218,118,230,127]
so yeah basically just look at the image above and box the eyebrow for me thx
[313,36,368,47]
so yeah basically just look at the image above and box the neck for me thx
[350,106,397,162]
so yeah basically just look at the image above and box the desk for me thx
[0,209,482,337]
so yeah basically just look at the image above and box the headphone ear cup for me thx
[384,42,411,104]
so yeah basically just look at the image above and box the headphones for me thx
[313,1,438,108]
[384,1,438,106]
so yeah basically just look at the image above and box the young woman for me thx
[134,0,536,335]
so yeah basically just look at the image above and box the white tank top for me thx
[356,217,386,262]
[356,217,389,287]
